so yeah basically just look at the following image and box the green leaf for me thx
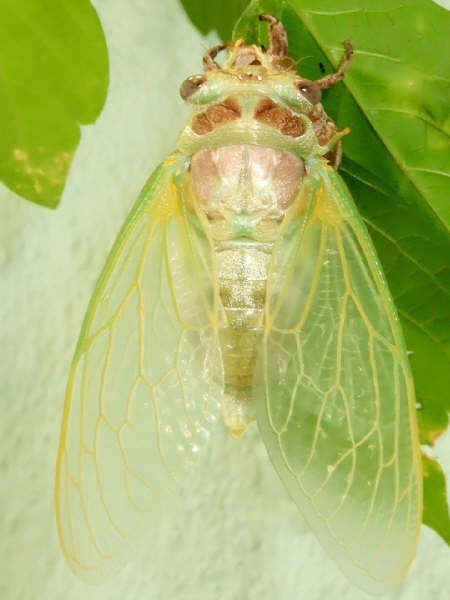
[422,453,450,545]
[0,0,109,208]
[179,0,251,41]
[234,0,450,544]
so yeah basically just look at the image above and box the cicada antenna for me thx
[316,41,354,89]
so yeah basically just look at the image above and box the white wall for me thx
[1,1,449,599]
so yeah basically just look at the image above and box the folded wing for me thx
[255,166,422,594]
[56,158,223,581]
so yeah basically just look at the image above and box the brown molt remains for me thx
[192,97,241,135]
[254,98,305,137]
[308,103,338,145]
[307,103,342,168]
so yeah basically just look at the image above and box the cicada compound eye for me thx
[295,79,321,105]
[180,74,207,100]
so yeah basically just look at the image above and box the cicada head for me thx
[177,15,353,164]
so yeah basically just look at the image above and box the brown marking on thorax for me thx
[191,97,241,135]
[254,98,305,137]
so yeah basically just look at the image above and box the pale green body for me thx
[56,36,422,596]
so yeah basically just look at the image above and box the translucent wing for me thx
[55,156,223,582]
[255,165,422,595]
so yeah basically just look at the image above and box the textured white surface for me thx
[0,1,449,598]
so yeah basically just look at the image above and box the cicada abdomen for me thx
[57,15,422,595]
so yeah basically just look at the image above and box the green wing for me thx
[55,156,223,582]
[256,164,422,595]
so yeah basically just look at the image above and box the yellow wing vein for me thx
[326,229,383,539]
[267,196,317,329]
[365,359,402,574]
[76,326,123,562]
[178,192,216,324]
[92,416,127,539]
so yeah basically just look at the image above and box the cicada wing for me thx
[56,157,223,582]
[255,167,422,594]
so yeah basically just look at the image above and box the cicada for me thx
[56,15,422,595]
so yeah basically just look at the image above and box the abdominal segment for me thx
[190,144,303,436]
[216,240,272,437]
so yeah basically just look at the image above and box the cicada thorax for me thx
[177,28,353,437]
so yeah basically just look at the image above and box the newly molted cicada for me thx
[56,15,422,595]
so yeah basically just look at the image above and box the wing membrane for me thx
[56,158,223,581]
[256,166,422,594]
